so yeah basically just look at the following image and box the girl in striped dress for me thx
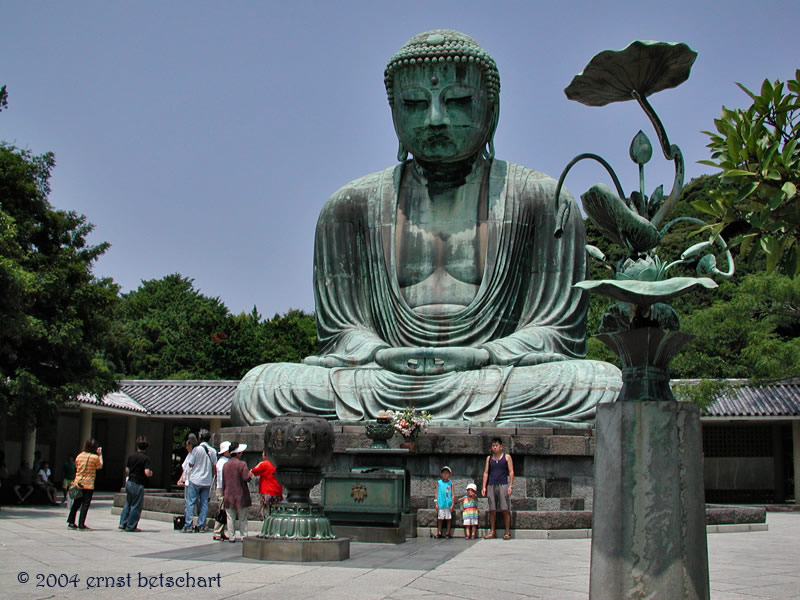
[459,483,480,539]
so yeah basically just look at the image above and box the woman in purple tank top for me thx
[481,437,514,539]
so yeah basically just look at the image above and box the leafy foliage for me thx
[114,274,318,380]
[117,274,231,379]
[672,379,731,411]
[671,272,800,380]
[697,69,800,277]
[261,309,318,364]
[0,143,119,423]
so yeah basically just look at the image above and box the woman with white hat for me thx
[221,443,251,542]
[212,441,232,541]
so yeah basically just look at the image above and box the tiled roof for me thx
[80,380,237,417]
[78,390,148,414]
[673,378,800,418]
[119,380,238,416]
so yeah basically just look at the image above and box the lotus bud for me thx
[696,254,719,276]
[681,241,714,261]
[586,245,606,262]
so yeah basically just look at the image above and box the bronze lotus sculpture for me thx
[557,41,733,313]
[557,41,734,402]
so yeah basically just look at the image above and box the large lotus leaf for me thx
[581,183,660,253]
[575,277,717,306]
[564,41,697,107]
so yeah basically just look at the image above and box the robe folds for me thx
[231,160,622,425]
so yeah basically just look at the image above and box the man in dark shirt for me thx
[118,436,153,532]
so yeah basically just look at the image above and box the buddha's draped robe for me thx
[232,160,621,425]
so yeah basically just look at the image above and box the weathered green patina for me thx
[231,30,621,426]
[558,41,735,395]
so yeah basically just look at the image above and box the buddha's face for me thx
[392,63,493,163]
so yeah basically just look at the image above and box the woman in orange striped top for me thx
[66,439,103,530]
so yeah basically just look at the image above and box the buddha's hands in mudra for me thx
[375,347,490,375]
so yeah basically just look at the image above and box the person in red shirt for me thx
[251,451,282,519]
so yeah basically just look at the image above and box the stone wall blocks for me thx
[509,456,594,479]
[553,427,592,436]
[471,427,516,436]
[526,478,545,498]
[511,436,551,455]
[732,506,767,524]
[536,498,562,511]
[515,427,554,436]
[544,477,572,498]
[560,498,585,510]
[509,497,539,510]
[549,436,589,455]
[340,425,367,434]
[426,427,470,434]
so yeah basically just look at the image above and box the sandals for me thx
[433,533,442,539]
[483,532,512,539]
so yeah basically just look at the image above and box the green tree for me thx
[261,309,318,364]
[116,274,319,379]
[697,68,800,277]
[209,307,265,379]
[118,274,232,379]
[671,272,800,380]
[0,143,119,423]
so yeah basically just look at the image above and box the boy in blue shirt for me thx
[434,466,454,539]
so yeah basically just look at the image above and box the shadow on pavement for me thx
[138,536,475,570]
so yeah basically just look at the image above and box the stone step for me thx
[416,508,592,529]
[409,496,585,511]
[123,492,766,531]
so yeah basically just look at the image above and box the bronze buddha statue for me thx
[232,30,621,425]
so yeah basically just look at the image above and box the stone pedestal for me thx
[242,536,350,562]
[216,425,598,519]
[590,401,709,600]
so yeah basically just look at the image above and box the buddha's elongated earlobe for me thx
[483,138,496,160]
[482,103,499,160]
[397,140,409,162]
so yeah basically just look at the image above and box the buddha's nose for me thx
[425,99,449,127]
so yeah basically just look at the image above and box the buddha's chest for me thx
[394,182,488,310]
[395,217,483,286]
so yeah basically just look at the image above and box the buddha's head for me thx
[385,30,500,163]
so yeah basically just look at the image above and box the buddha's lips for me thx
[426,134,451,144]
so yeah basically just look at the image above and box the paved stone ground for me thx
[1,496,798,599]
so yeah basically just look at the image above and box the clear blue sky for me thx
[2,1,798,317]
